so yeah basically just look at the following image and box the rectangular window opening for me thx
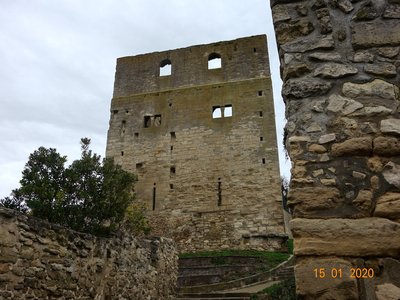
[136,163,143,169]
[134,132,139,142]
[253,48,257,53]
[224,105,232,117]
[170,166,176,174]
[113,110,119,114]
[170,132,176,141]
[262,158,266,164]
[170,146,173,151]
[154,114,162,127]
[260,137,264,141]
[170,184,174,189]
[259,111,263,117]
[160,61,171,76]
[258,90,263,96]
[121,151,124,156]
[144,116,151,128]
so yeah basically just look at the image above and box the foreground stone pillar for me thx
[270,0,400,298]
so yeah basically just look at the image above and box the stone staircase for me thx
[176,255,294,299]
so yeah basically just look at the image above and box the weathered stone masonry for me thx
[106,35,287,252]
[0,207,177,299]
[270,0,400,299]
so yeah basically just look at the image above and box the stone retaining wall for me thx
[0,207,177,299]
[270,0,400,298]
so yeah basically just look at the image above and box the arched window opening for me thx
[159,59,172,76]
[212,106,222,119]
[208,53,222,69]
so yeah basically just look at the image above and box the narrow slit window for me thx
[121,151,124,156]
[262,158,266,164]
[170,166,176,174]
[152,184,156,211]
[208,53,222,69]
[170,146,173,151]
[170,132,176,140]
[253,48,257,53]
[224,105,232,117]
[217,179,222,206]
[134,132,139,142]
[212,106,222,119]
[259,111,263,117]
[159,59,172,76]
[121,120,126,135]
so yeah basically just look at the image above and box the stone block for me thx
[342,79,399,100]
[364,63,397,77]
[381,119,400,135]
[295,257,358,299]
[283,78,332,98]
[374,193,400,219]
[282,35,335,53]
[373,136,400,156]
[288,187,342,216]
[291,218,400,256]
[314,63,358,78]
[383,162,400,189]
[331,137,372,156]
[352,20,400,48]
[326,94,363,115]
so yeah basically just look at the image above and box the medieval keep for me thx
[106,35,286,252]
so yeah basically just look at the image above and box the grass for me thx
[287,239,293,255]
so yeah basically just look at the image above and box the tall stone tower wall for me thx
[270,0,400,298]
[106,35,287,252]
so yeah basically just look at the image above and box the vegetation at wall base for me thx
[0,138,148,237]
[250,278,296,300]
[287,239,293,255]
[179,249,290,269]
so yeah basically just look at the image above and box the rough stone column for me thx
[270,0,400,298]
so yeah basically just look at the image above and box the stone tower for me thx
[106,35,286,252]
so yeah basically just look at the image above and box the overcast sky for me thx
[0,0,290,198]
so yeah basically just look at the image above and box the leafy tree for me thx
[0,138,141,236]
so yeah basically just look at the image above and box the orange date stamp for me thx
[314,268,374,279]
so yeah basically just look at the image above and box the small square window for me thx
[224,105,232,117]
[260,137,264,141]
[258,91,263,96]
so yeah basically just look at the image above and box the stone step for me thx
[179,255,294,293]
[177,292,251,300]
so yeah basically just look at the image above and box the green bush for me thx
[0,138,146,237]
